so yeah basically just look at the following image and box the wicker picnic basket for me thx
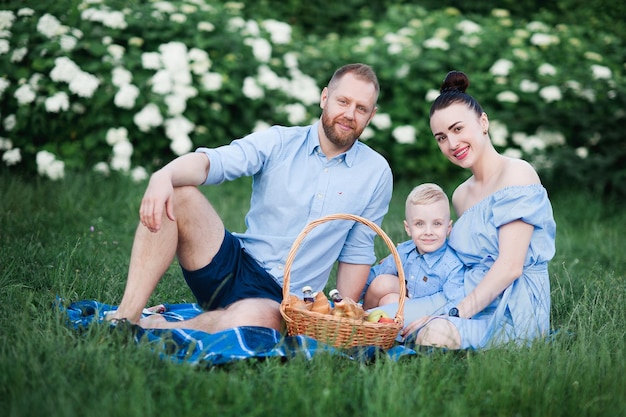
[280,213,406,349]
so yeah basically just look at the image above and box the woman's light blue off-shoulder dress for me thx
[443,184,556,349]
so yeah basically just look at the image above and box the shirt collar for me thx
[404,242,448,268]
[308,121,360,167]
[421,243,448,267]
[307,122,321,155]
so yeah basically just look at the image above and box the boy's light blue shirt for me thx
[365,240,465,305]
[196,122,393,294]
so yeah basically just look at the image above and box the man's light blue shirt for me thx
[196,121,393,294]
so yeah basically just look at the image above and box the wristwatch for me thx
[448,307,460,317]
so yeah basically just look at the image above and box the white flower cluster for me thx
[423,38,449,50]
[425,89,440,102]
[383,31,416,56]
[105,127,133,172]
[81,7,127,30]
[392,125,417,145]
[488,120,509,147]
[236,20,319,106]
[511,127,566,154]
[530,33,560,47]
[488,58,563,104]
[36,150,65,180]
[14,83,36,105]
[244,61,320,107]
[50,56,100,98]
[519,79,539,93]
[112,67,139,109]
[0,136,20,166]
[37,13,68,38]
[490,59,514,77]
[0,10,16,33]
[95,127,148,182]
[538,86,562,102]
[456,19,481,35]
[590,64,612,80]
[223,17,320,107]
[423,28,450,51]
[496,91,519,103]
[45,92,69,113]
[261,19,292,45]
[135,41,199,156]
[371,113,392,130]
[278,103,308,125]
[537,63,557,76]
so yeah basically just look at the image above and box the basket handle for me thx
[282,213,405,322]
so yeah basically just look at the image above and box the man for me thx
[107,63,393,332]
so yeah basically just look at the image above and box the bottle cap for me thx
[329,289,339,297]
[302,285,313,292]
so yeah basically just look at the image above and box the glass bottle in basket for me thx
[329,289,366,319]
[302,285,314,304]
[329,289,342,306]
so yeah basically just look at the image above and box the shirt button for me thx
[317,193,323,199]
[277,265,284,270]
[324,168,329,173]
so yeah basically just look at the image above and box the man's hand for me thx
[138,152,210,233]
[140,171,176,233]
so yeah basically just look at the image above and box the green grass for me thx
[1,170,625,417]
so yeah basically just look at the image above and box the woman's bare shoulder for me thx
[451,178,472,216]
[503,157,540,185]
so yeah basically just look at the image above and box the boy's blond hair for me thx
[405,183,450,217]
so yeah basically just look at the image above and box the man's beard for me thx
[321,109,363,149]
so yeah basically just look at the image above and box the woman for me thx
[401,71,556,349]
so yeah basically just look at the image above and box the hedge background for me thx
[1,0,624,195]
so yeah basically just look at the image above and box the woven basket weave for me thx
[280,213,406,349]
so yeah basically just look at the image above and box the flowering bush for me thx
[290,5,626,193]
[0,0,321,181]
[0,1,624,195]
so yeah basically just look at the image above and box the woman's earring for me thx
[483,129,488,135]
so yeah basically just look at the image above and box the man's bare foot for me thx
[104,311,139,325]
[139,314,170,329]
[145,304,167,314]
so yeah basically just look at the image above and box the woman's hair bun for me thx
[440,70,469,94]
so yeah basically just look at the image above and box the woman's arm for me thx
[455,219,534,318]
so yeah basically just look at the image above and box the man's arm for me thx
[334,165,392,302]
[336,262,371,302]
[140,152,209,233]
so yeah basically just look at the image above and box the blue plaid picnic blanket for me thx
[60,300,420,366]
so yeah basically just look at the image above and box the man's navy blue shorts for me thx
[181,230,283,310]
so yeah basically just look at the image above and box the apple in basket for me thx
[377,317,395,324]
[366,309,391,323]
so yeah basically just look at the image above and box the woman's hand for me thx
[401,315,432,339]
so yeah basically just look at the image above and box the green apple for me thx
[366,309,390,323]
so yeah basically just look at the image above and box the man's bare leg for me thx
[109,186,225,324]
[140,298,283,332]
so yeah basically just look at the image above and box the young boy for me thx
[362,183,465,318]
